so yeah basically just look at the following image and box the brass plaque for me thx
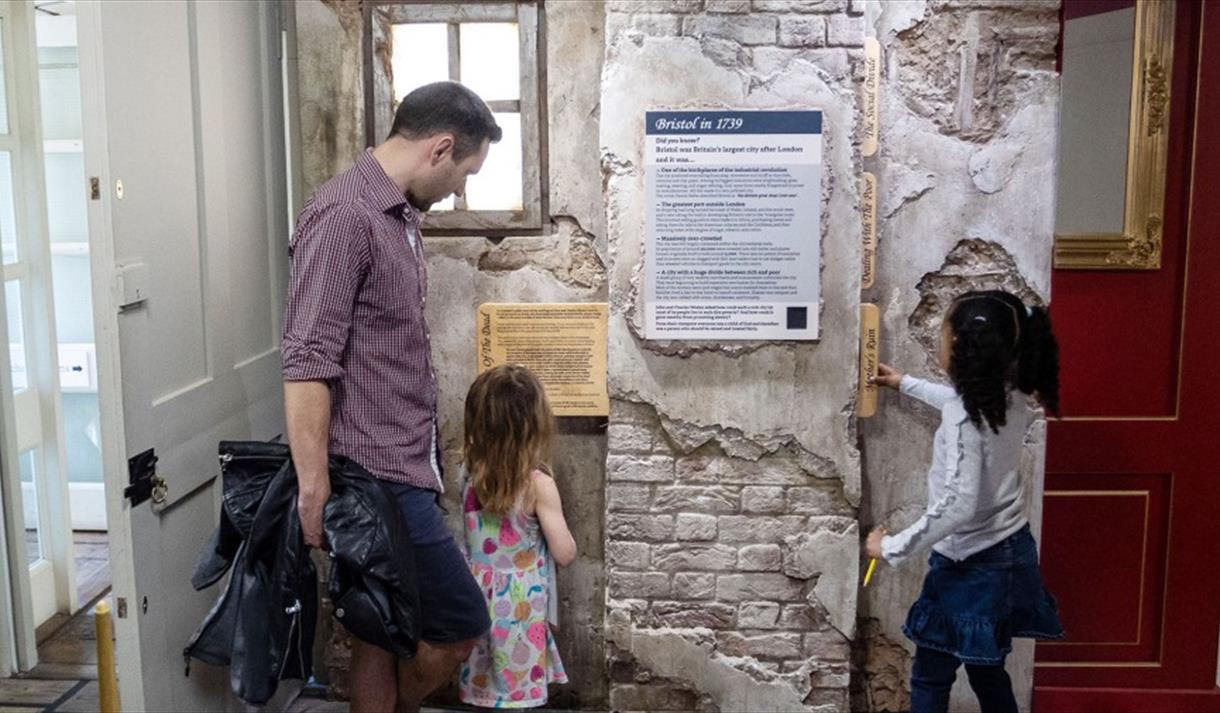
[858,303,880,418]
[476,303,609,417]
[862,38,880,158]
[862,172,877,289]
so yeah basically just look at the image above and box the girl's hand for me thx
[870,363,903,390]
[865,527,887,560]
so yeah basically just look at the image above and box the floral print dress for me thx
[459,470,568,708]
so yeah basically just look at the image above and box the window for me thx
[365,1,545,235]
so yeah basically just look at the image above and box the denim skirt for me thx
[903,524,1064,665]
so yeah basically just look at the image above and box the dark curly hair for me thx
[946,290,1060,433]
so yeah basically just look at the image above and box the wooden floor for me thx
[70,532,110,608]
[0,532,111,711]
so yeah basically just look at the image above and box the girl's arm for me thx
[533,474,577,566]
[880,413,984,566]
[899,375,957,410]
[872,364,955,410]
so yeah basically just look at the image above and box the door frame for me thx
[0,0,81,664]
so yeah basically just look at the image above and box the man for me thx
[281,82,501,713]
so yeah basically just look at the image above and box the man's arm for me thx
[281,202,372,548]
[285,380,331,548]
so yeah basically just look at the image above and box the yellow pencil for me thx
[863,557,877,587]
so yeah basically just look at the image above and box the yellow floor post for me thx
[95,600,120,713]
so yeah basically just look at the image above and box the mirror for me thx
[1054,0,1174,270]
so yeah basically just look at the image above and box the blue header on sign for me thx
[646,110,822,135]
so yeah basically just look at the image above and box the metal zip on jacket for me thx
[276,599,302,680]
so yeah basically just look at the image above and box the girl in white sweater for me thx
[866,290,1064,713]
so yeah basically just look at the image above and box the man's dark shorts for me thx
[384,481,491,645]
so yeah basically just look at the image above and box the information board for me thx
[645,110,823,340]
[476,303,609,417]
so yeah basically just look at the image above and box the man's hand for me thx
[285,380,333,550]
[865,527,887,560]
[298,480,330,549]
[870,363,904,390]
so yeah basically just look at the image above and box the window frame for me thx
[363,0,546,236]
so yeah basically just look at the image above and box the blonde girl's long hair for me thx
[464,364,555,515]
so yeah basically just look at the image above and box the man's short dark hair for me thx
[389,81,502,161]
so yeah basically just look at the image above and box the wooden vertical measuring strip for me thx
[858,304,880,418]
[862,172,877,289]
[860,37,882,417]
[862,38,880,158]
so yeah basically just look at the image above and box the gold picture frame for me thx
[1054,0,1175,271]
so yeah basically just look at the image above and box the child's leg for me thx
[963,662,1018,713]
[910,646,960,713]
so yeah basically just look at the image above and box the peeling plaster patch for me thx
[908,239,1042,371]
[889,1,1058,142]
[782,520,860,637]
[606,611,811,712]
[656,412,847,483]
[474,218,608,289]
[850,619,912,713]
[873,0,929,40]
[880,162,936,219]
[968,141,1024,194]
[701,36,750,68]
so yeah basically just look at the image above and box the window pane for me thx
[460,23,519,102]
[392,23,450,103]
[38,53,83,142]
[0,152,17,264]
[466,113,522,212]
[0,19,10,135]
[18,450,42,565]
[6,280,27,392]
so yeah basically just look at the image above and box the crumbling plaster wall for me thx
[600,1,867,710]
[294,1,609,707]
[854,1,1060,711]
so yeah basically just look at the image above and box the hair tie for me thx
[1026,305,1034,317]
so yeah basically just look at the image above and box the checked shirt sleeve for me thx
[281,202,372,384]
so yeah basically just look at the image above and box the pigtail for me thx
[1016,306,1060,416]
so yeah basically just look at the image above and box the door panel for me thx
[1036,0,1220,706]
[1041,474,1170,666]
[78,1,288,709]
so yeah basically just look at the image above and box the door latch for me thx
[89,177,100,201]
[124,448,158,506]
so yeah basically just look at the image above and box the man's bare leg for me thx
[394,639,478,713]
[350,639,398,713]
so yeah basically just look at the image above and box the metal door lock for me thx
[150,476,168,505]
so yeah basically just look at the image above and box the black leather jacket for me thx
[184,441,420,705]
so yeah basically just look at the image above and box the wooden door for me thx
[77,1,289,709]
[1034,1,1220,710]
